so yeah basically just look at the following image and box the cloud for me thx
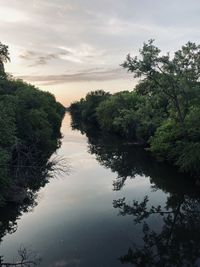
[18,67,129,85]
[57,44,106,64]
[19,44,105,66]
[19,50,69,66]
[2,0,200,98]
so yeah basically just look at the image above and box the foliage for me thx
[0,42,10,79]
[69,40,200,178]
[97,91,142,139]
[0,42,66,205]
[122,40,200,126]
[69,90,110,125]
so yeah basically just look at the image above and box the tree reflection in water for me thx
[0,245,41,266]
[71,115,200,267]
[114,194,200,267]
[0,152,69,266]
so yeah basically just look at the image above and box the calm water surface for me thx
[0,114,200,267]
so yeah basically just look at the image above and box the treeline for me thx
[69,40,200,178]
[0,42,66,205]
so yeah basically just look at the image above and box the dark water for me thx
[0,114,200,267]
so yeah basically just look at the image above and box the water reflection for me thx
[71,117,193,192]
[0,244,41,266]
[1,114,200,266]
[0,148,68,265]
[71,115,200,267]
[114,194,200,266]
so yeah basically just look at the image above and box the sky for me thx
[1,0,200,106]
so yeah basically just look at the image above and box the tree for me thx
[0,42,10,79]
[0,42,66,206]
[102,92,146,140]
[121,40,200,127]
[69,90,110,125]
[70,41,200,176]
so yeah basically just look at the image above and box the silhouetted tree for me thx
[0,42,10,79]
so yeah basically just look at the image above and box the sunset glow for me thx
[1,0,200,106]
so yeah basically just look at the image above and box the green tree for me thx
[0,42,10,79]
[0,42,66,205]
[70,40,200,177]
[69,90,110,125]
[96,91,143,140]
[122,40,200,127]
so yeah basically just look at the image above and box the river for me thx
[0,114,200,267]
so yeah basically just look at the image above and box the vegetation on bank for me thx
[0,42,66,205]
[69,40,200,178]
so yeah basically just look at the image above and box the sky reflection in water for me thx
[0,114,199,267]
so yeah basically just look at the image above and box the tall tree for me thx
[121,40,200,127]
[0,42,10,78]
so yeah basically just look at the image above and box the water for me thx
[0,114,200,267]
